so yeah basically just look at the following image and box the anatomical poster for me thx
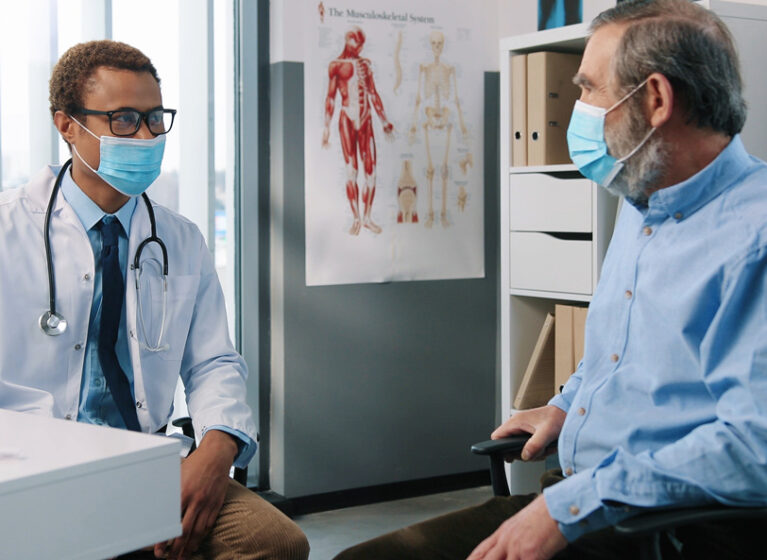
[305,1,492,285]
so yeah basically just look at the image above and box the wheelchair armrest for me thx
[614,505,767,536]
[471,436,533,497]
[471,436,532,456]
[471,436,560,497]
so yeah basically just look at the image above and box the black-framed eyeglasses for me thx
[76,106,177,137]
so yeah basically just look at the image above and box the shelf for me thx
[500,23,589,53]
[510,164,579,174]
[509,288,592,303]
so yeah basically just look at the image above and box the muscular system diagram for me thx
[322,26,394,236]
[409,31,473,228]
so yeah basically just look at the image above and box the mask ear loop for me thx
[605,77,651,115]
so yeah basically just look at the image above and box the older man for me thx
[335,1,767,558]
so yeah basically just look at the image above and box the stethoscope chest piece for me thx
[40,310,67,335]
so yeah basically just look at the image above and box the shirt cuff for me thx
[548,392,572,414]
[203,425,257,469]
[543,468,634,542]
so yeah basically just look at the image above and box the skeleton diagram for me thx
[409,31,472,228]
[322,26,394,235]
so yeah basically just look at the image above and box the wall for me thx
[264,0,503,498]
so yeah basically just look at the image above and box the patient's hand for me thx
[492,405,565,462]
[467,495,567,560]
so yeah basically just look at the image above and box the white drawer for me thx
[510,232,592,295]
[510,174,592,232]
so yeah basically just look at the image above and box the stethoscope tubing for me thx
[43,158,168,337]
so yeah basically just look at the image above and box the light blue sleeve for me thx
[548,361,583,413]
[545,244,767,542]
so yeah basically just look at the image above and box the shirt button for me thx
[570,505,580,516]
[74,343,82,350]
[83,273,91,281]
[65,414,72,420]
[611,353,620,362]
[625,290,633,299]
[674,212,683,220]
[136,401,143,408]
[643,226,653,236]
[565,467,574,476]
[578,407,586,416]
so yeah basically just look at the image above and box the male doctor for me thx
[0,40,308,560]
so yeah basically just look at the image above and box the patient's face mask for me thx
[70,117,165,197]
[567,78,654,187]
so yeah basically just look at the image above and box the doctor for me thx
[0,40,308,560]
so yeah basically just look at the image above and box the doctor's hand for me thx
[492,405,565,462]
[156,430,238,560]
[466,495,567,560]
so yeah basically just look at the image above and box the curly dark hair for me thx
[49,40,160,119]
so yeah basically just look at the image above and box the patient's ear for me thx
[644,73,674,129]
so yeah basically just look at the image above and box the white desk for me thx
[0,409,181,560]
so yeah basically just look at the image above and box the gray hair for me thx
[592,0,746,136]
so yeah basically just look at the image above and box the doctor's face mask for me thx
[70,116,165,197]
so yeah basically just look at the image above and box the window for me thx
[0,0,237,338]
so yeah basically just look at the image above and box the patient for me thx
[335,1,767,558]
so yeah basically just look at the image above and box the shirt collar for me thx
[60,169,137,235]
[643,135,754,222]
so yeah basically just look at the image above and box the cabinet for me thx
[498,0,767,494]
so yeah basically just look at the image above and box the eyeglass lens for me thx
[111,109,173,136]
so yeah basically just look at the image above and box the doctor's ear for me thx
[53,111,78,145]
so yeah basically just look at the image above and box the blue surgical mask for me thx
[567,79,654,187]
[70,117,165,197]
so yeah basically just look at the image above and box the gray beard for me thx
[604,105,668,206]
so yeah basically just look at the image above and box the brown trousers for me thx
[334,470,764,560]
[119,479,309,560]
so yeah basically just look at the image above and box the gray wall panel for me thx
[269,62,500,498]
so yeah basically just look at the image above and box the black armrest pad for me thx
[172,416,195,440]
[614,506,767,535]
[471,436,531,456]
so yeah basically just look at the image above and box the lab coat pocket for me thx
[135,264,199,363]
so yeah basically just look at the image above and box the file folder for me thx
[554,304,588,394]
[527,51,582,166]
[511,54,528,167]
[514,313,555,409]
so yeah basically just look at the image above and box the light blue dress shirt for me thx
[544,136,767,541]
[62,171,136,428]
[61,171,255,466]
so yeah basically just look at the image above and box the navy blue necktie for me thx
[97,217,141,431]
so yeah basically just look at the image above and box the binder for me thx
[514,313,555,409]
[554,304,588,394]
[526,51,582,166]
[511,54,528,167]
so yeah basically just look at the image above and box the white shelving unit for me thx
[499,0,767,494]
[499,22,614,493]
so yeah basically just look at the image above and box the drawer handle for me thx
[542,232,592,241]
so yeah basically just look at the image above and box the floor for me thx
[294,485,493,560]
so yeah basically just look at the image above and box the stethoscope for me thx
[40,158,170,352]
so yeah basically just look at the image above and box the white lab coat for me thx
[0,165,257,442]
